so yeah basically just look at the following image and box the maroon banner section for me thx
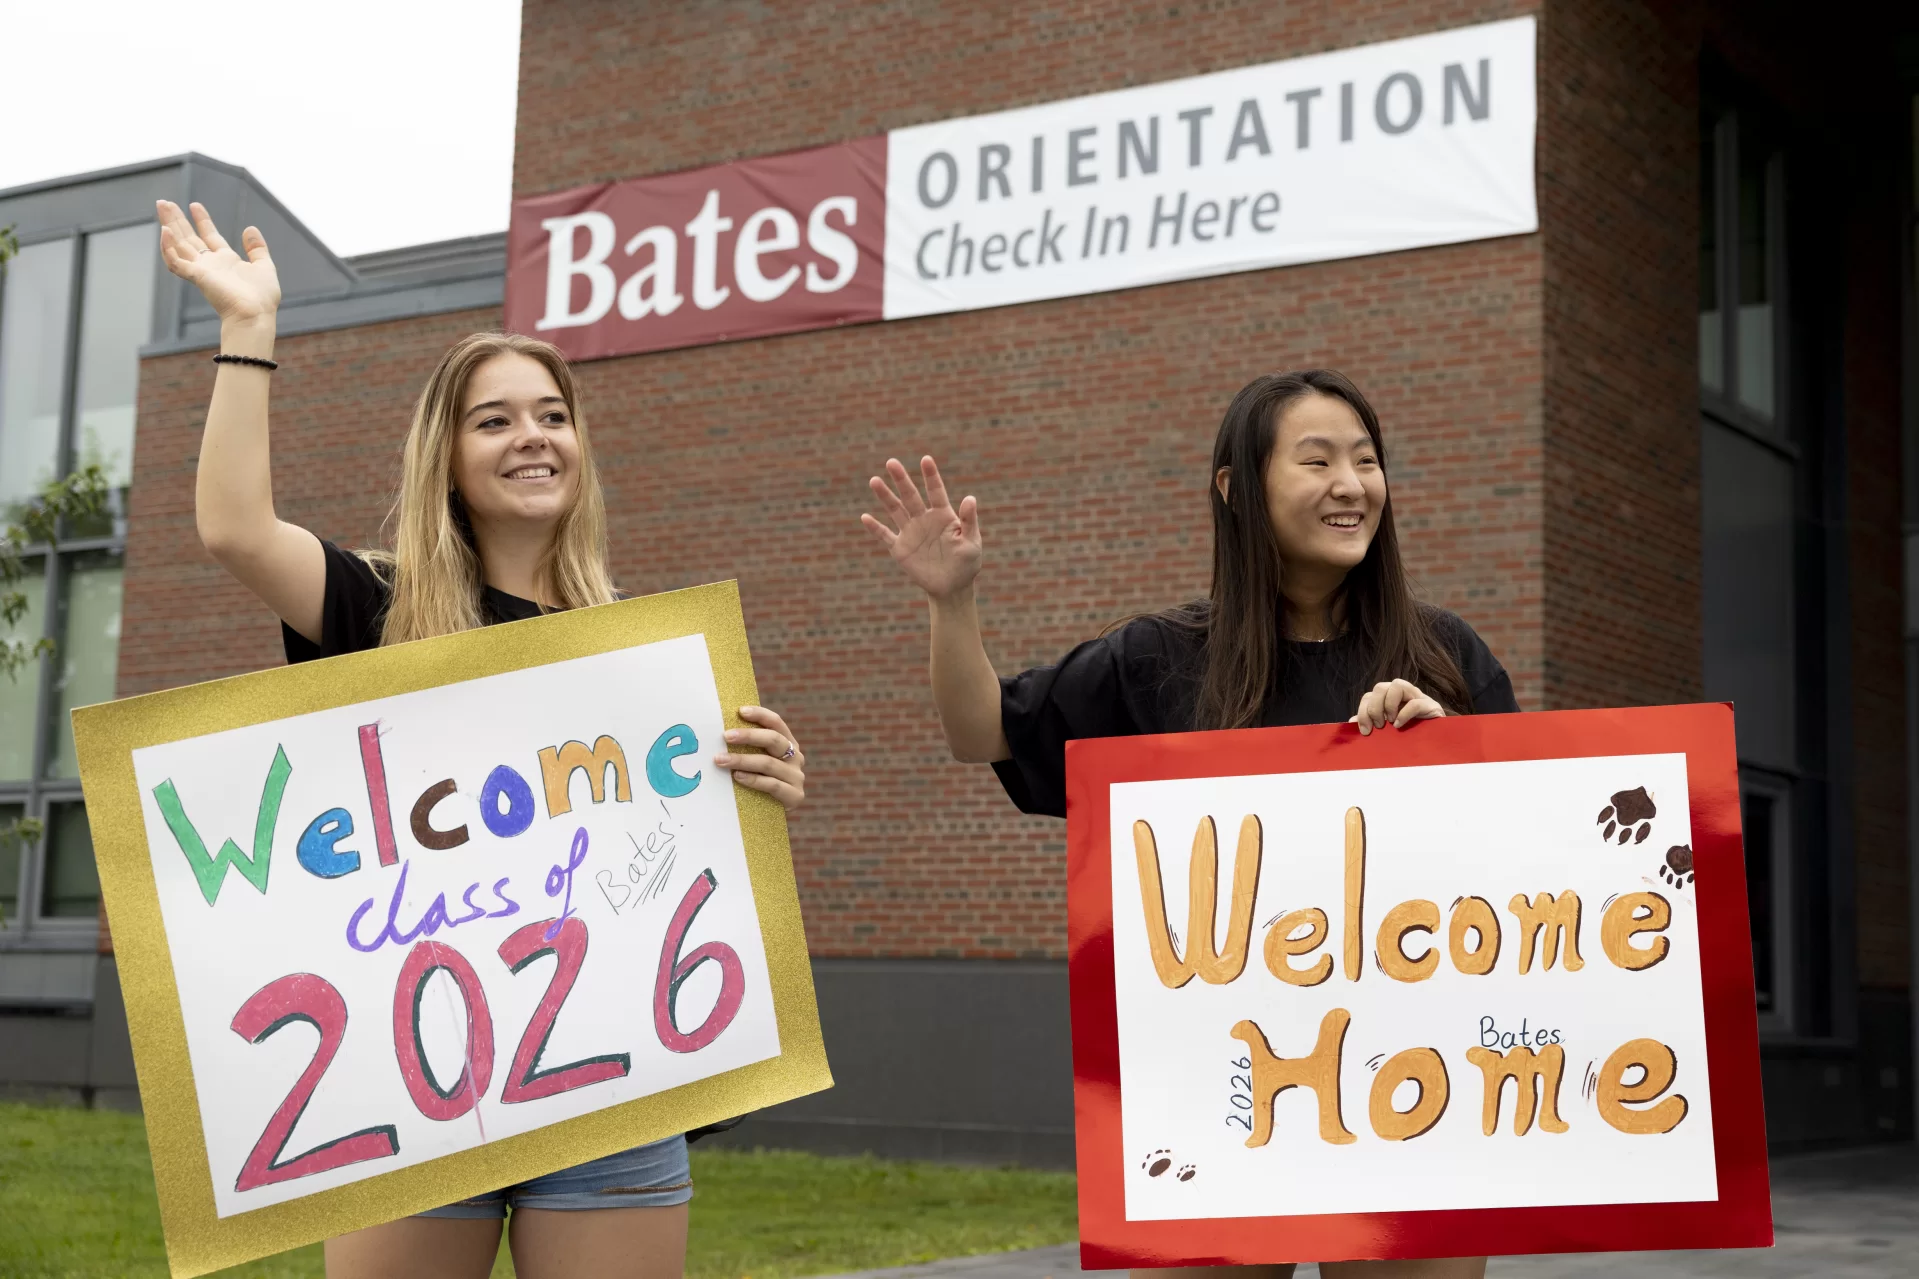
[506,136,887,361]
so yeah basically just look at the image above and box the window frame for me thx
[1740,767,1796,1035]
[0,215,144,954]
[1701,108,1790,456]
[1699,98,1809,1038]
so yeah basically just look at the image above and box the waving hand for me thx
[862,457,982,603]
[157,200,281,323]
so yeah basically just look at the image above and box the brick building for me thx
[1,0,1915,1161]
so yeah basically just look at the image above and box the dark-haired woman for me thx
[861,369,1512,1279]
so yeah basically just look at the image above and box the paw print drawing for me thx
[1597,787,1656,845]
[1661,844,1694,888]
[1141,1149,1174,1177]
[1176,1164,1197,1182]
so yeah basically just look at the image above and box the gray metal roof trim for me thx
[345,232,509,282]
[141,271,507,358]
[0,153,194,201]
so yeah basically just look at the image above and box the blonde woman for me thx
[157,199,806,1279]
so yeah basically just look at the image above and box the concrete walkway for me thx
[820,1145,1917,1279]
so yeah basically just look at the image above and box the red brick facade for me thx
[125,0,1909,1004]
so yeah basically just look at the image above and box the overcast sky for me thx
[5,1,522,257]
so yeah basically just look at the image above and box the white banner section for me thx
[883,17,1537,320]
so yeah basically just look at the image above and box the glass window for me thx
[41,800,98,918]
[1701,421,1795,771]
[73,223,159,497]
[1736,131,1778,418]
[0,802,23,929]
[0,560,47,780]
[0,238,75,524]
[1698,120,1722,394]
[45,553,123,780]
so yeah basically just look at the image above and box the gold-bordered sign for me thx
[73,580,831,1277]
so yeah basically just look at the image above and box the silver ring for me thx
[780,743,797,761]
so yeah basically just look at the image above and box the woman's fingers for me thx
[726,765,804,810]
[920,455,954,512]
[720,708,805,811]
[867,473,911,525]
[957,493,980,541]
[859,512,899,548]
[241,225,272,264]
[1352,681,1444,734]
[737,705,801,754]
[724,724,802,765]
[188,201,229,253]
[719,750,803,786]
[885,457,928,518]
[157,200,197,247]
[1392,696,1444,729]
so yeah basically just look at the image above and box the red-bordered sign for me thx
[1065,704,1770,1266]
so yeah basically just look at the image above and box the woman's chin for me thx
[470,495,569,528]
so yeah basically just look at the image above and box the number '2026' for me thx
[231,868,742,1193]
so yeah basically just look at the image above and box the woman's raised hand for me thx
[862,456,983,602]
[156,200,281,324]
[1350,679,1446,735]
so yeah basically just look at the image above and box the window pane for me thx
[1698,120,1722,394]
[1736,132,1778,418]
[41,800,99,918]
[73,223,158,505]
[45,552,123,780]
[0,802,23,929]
[1701,421,1795,770]
[1742,789,1776,1012]
[0,238,74,524]
[0,559,47,779]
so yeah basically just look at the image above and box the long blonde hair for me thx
[368,332,618,645]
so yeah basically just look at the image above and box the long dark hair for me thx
[1169,369,1470,730]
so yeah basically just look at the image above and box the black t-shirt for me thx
[992,608,1520,817]
[282,539,553,662]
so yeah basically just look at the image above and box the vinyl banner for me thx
[506,17,1537,360]
[1064,705,1771,1267]
[72,582,830,1278]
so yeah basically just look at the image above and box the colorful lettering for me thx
[539,736,633,817]
[153,744,292,906]
[480,765,537,838]
[358,723,399,867]
[645,724,702,798]
[409,778,469,851]
[296,808,360,879]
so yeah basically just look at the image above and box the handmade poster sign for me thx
[1064,704,1771,1266]
[72,581,829,1278]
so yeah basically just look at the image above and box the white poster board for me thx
[75,582,829,1277]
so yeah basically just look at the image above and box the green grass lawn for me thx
[0,1102,1078,1279]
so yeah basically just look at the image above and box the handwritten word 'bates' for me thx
[1132,810,1688,1147]
[149,722,703,907]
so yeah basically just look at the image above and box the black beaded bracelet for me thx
[212,353,279,371]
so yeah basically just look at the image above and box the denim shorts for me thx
[416,1134,692,1217]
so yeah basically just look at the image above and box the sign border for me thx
[1064,703,1771,1265]
[72,579,831,1277]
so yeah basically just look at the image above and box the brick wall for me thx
[513,0,1547,957]
[1536,0,1702,709]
